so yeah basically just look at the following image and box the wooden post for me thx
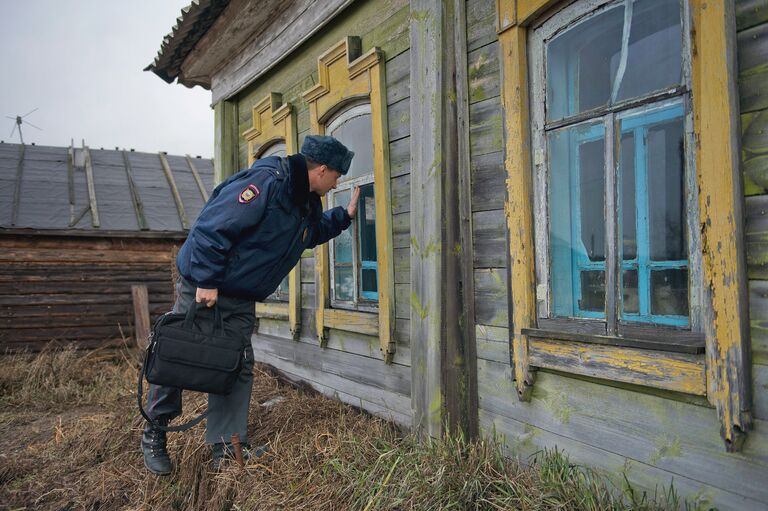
[131,284,151,349]
[410,0,478,439]
[82,145,101,228]
[214,100,239,185]
[158,152,190,231]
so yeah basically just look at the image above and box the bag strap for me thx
[183,303,225,335]
[136,348,210,433]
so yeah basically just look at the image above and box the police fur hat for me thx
[300,135,354,175]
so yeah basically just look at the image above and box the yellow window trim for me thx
[244,93,301,341]
[497,0,751,450]
[302,36,396,363]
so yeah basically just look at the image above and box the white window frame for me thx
[325,103,378,313]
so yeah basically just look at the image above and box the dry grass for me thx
[0,348,704,511]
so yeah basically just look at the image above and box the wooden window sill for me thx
[522,327,705,355]
[323,308,378,337]
[525,335,706,396]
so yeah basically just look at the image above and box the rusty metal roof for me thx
[144,0,230,86]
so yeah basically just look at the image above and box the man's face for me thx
[316,166,343,196]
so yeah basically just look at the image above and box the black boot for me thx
[142,418,172,476]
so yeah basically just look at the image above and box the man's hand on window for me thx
[346,185,361,219]
[196,287,218,307]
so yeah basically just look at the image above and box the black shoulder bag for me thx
[137,303,246,432]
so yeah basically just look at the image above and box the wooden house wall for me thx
[0,235,177,352]
[234,0,413,426]
[468,0,768,508]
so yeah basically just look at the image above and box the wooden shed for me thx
[0,142,214,351]
[148,0,768,507]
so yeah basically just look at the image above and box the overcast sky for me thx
[0,1,214,157]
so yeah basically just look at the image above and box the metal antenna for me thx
[5,108,42,144]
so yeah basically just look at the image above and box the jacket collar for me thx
[287,153,310,207]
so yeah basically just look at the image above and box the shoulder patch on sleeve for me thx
[238,184,260,203]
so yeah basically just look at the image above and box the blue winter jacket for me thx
[176,155,351,301]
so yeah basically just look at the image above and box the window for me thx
[301,36,395,359]
[326,104,378,309]
[259,142,290,304]
[530,0,701,341]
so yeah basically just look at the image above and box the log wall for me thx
[0,234,178,352]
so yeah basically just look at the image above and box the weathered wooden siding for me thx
[0,235,177,351]
[469,0,768,508]
[232,0,412,425]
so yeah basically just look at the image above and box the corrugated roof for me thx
[144,0,230,86]
[0,142,214,237]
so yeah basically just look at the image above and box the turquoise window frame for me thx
[617,101,688,326]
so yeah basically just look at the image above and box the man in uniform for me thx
[141,135,359,475]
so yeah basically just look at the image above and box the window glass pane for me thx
[622,269,639,314]
[579,139,606,262]
[329,112,373,181]
[549,122,605,318]
[358,184,377,263]
[620,132,637,260]
[580,270,605,312]
[361,268,378,294]
[647,117,686,261]
[615,0,683,102]
[333,190,352,264]
[547,5,624,121]
[651,269,688,316]
[334,265,354,302]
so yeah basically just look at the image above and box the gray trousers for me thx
[145,277,256,445]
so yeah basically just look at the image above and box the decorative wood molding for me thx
[302,36,395,362]
[691,0,752,451]
[245,92,301,340]
[498,20,536,401]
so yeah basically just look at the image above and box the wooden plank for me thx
[131,284,150,349]
[157,152,190,230]
[523,328,704,355]
[754,363,768,421]
[392,211,410,248]
[10,144,25,227]
[394,247,409,284]
[692,0,753,449]
[214,100,239,184]
[410,0,446,437]
[472,209,506,268]
[185,154,210,202]
[253,331,412,396]
[67,144,75,225]
[385,48,410,106]
[254,302,289,320]
[738,22,768,113]
[323,308,379,337]
[82,146,100,228]
[469,96,503,157]
[736,0,768,31]
[468,40,500,104]
[0,293,173,306]
[122,151,150,231]
[389,136,410,178]
[746,194,768,278]
[498,23,535,399]
[742,111,768,197]
[470,151,505,212]
[391,173,410,214]
[467,0,497,51]
[387,97,410,141]
[528,339,706,395]
[474,268,508,327]
[0,248,173,264]
[751,279,768,365]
